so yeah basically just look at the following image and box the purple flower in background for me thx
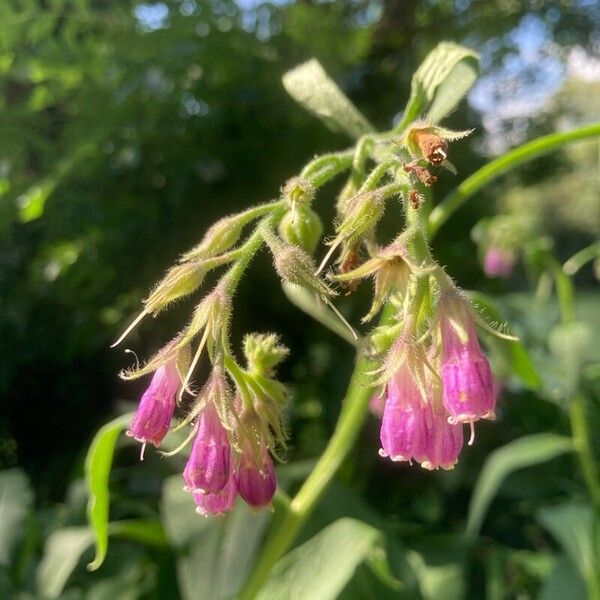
[483,247,515,278]
[127,359,179,448]
[193,471,238,517]
[379,362,429,464]
[439,294,496,443]
[183,402,231,494]
[236,445,277,510]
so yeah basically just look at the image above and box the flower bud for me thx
[282,176,315,208]
[127,358,179,448]
[236,445,277,510]
[183,402,231,494]
[278,206,323,254]
[144,262,205,316]
[243,333,289,376]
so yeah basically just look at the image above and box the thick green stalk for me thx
[428,122,600,237]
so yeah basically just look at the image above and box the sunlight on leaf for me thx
[84,413,132,571]
[283,59,375,140]
[256,518,390,600]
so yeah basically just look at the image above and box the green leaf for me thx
[466,434,574,536]
[84,413,131,571]
[283,59,375,140]
[467,291,540,389]
[161,475,270,600]
[538,502,600,590]
[36,527,94,598]
[398,42,478,129]
[256,518,388,600]
[0,469,34,567]
[548,321,595,393]
[538,554,587,600]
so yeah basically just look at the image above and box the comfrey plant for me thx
[111,42,514,518]
[85,42,600,595]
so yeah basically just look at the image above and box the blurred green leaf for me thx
[548,321,595,393]
[538,554,587,600]
[257,518,389,600]
[468,291,541,389]
[400,42,478,128]
[538,502,600,594]
[36,526,94,598]
[407,549,464,600]
[283,59,375,140]
[108,519,167,548]
[161,475,270,600]
[0,469,33,567]
[466,434,574,536]
[84,413,131,571]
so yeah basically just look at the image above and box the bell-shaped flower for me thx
[183,402,231,495]
[419,406,464,470]
[193,471,238,517]
[236,444,277,510]
[379,360,429,464]
[438,293,496,428]
[127,358,179,448]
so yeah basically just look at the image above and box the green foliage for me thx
[85,413,131,571]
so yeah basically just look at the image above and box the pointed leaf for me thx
[36,527,94,598]
[398,42,479,129]
[538,502,600,590]
[85,413,132,571]
[466,434,573,536]
[283,59,374,140]
[256,518,388,600]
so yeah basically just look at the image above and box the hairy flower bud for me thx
[243,333,289,376]
[236,444,277,510]
[183,402,231,494]
[282,176,315,208]
[127,358,180,448]
[144,262,205,316]
[278,206,323,254]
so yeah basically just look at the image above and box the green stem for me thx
[569,396,600,510]
[428,122,600,237]
[563,241,600,276]
[301,150,354,186]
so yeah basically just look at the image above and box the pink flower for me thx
[127,359,179,447]
[439,295,496,433]
[379,362,429,464]
[183,402,231,494]
[193,471,238,516]
[236,445,276,510]
[483,247,515,278]
[420,408,463,470]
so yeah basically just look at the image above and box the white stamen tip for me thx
[468,421,476,446]
[140,442,147,461]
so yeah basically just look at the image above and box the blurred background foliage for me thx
[0,0,599,598]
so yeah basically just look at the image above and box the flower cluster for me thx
[115,104,510,517]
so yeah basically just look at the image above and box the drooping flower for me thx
[193,471,238,517]
[483,247,515,278]
[438,293,496,437]
[183,402,231,495]
[420,406,464,470]
[236,443,277,510]
[127,358,180,448]
[379,359,429,464]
